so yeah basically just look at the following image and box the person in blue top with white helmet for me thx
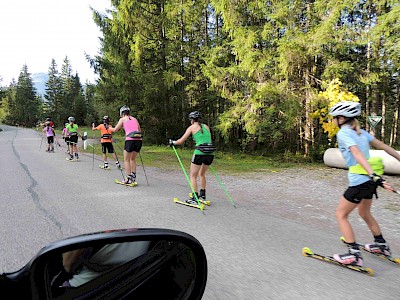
[329,101,400,267]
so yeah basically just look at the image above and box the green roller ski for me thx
[302,247,375,276]
[115,179,138,187]
[66,157,78,162]
[99,165,110,170]
[340,236,400,265]
[189,193,211,206]
[174,198,204,210]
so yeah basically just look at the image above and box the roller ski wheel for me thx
[302,247,375,276]
[340,236,400,265]
[188,193,211,206]
[99,165,110,170]
[174,198,204,210]
[114,179,138,187]
[302,247,313,256]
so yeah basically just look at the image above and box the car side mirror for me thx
[3,228,207,300]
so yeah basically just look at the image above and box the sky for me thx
[0,0,111,85]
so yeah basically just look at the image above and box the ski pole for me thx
[114,141,127,181]
[113,148,126,181]
[92,143,94,170]
[91,129,96,171]
[54,135,61,148]
[138,152,149,186]
[171,145,204,212]
[87,144,95,170]
[39,136,44,151]
[209,165,236,208]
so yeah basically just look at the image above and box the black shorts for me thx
[191,155,214,166]
[101,142,115,154]
[69,135,78,145]
[124,140,142,153]
[343,180,378,204]
[47,136,54,144]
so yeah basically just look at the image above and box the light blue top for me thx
[337,125,374,186]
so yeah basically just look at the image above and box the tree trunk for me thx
[381,93,385,141]
[390,85,400,146]
[303,69,312,157]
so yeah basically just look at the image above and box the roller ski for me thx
[302,247,374,276]
[173,198,204,210]
[340,236,400,265]
[66,155,78,162]
[99,165,110,170]
[115,176,138,187]
[189,193,210,206]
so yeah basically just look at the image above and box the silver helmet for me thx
[188,111,201,120]
[119,105,130,116]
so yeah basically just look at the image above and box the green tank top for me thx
[193,125,213,155]
[66,124,78,133]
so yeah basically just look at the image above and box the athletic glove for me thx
[369,173,385,187]
[168,139,176,146]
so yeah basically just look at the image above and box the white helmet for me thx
[119,105,130,116]
[329,101,361,118]
[68,116,75,122]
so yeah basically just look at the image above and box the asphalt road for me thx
[1,125,399,299]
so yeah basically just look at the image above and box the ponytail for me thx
[350,119,362,134]
[195,118,203,133]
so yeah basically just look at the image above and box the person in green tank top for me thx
[169,111,214,205]
[66,116,82,161]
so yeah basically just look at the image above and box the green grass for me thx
[55,126,323,174]
[85,144,321,174]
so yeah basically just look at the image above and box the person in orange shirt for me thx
[92,116,122,170]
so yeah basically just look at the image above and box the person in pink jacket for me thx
[110,106,142,184]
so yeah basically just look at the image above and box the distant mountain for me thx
[32,72,49,97]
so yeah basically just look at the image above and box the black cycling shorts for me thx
[124,140,142,153]
[191,155,214,166]
[69,135,78,145]
[101,142,115,154]
[343,180,378,204]
[47,136,54,144]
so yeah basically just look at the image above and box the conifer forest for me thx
[1,0,400,159]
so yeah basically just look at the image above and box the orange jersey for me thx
[95,124,114,143]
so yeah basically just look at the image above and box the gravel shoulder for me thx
[232,166,400,248]
[150,164,400,250]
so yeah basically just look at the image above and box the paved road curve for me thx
[1,125,399,299]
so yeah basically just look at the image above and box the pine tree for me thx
[15,65,39,127]
[45,59,62,126]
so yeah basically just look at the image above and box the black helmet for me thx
[103,116,110,123]
[188,111,201,120]
[119,105,130,116]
